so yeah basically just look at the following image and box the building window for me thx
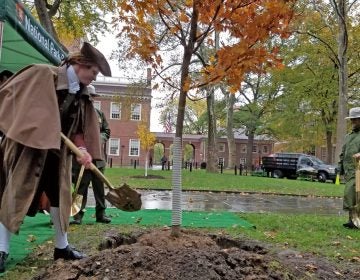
[109,138,120,156]
[131,104,141,121]
[110,102,121,119]
[263,145,268,154]
[93,101,101,111]
[241,144,247,153]
[218,143,225,153]
[129,139,140,156]
[252,145,257,153]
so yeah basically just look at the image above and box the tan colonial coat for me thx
[0,64,101,234]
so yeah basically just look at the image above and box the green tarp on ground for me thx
[1,208,253,275]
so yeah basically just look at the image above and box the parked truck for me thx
[262,153,337,183]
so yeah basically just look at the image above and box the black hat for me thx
[80,42,112,77]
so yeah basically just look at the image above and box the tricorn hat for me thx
[345,107,360,119]
[80,42,112,77]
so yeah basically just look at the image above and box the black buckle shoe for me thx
[0,251,8,273]
[54,245,86,260]
[96,215,111,224]
[343,220,358,229]
[69,218,82,225]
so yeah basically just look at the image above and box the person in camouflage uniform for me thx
[70,85,111,225]
[339,107,360,229]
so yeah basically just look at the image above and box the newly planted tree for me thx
[117,0,295,236]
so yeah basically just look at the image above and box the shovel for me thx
[352,160,360,228]
[70,164,85,216]
[61,133,142,212]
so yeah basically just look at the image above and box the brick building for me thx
[92,75,152,167]
[92,77,274,168]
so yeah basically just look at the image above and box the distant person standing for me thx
[161,155,167,170]
[70,85,111,225]
[339,107,360,229]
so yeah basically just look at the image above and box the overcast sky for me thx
[96,32,164,132]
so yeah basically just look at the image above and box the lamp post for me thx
[120,145,125,166]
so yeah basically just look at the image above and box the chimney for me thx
[146,68,151,86]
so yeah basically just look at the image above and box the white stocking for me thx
[50,207,68,249]
[0,222,11,253]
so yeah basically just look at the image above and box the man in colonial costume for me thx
[0,42,111,272]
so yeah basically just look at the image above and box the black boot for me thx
[0,251,8,273]
[70,211,84,225]
[96,214,111,224]
[54,245,86,260]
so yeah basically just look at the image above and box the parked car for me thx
[262,153,337,183]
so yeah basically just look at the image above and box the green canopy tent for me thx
[0,0,66,73]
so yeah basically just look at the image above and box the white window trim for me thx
[108,138,120,156]
[131,103,142,121]
[129,139,140,156]
[110,102,121,120]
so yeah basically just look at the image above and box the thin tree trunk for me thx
[246,132,255,172]
[171,3,198,237]
[206,87,218,173]
[334,0,348,162]
[326,131,333,164]
[226,92,236,169]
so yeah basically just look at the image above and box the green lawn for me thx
[105,167,344,197]
[2,167,355,280]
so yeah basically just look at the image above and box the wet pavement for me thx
[88,189,345,215]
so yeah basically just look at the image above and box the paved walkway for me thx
[87,189,345,215]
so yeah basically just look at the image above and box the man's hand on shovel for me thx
[76,147,92,169]
[61,133,142,212]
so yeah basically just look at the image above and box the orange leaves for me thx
[118,0,295,92]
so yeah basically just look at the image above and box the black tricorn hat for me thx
[80,42,112,77]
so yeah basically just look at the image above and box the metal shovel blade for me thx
[70,194,83,216]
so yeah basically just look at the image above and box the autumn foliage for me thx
[117,0,295,92]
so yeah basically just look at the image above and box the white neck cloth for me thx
[66,65,80,94]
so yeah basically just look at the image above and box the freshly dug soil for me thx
[33,228,360,280]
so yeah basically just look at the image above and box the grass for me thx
[1,167,356,279]
[105,167,344,197]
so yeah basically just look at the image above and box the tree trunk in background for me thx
[225,92,236,169]
[326,130,333,164]
[334,0,348,162]
[246,132,255,172]
[206,87,218,173]
[34,0,61,44]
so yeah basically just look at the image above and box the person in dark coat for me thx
[0,42,111,273]
[70,85,111,225]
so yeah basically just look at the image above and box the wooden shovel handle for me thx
[60,132,115,189]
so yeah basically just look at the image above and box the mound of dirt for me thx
[32,228,360,280]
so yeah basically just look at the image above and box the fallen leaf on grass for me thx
[334,271,343,277]
[346,235,353,240]
[305,263,318,272]
[331,241,341,246]
[350,256,360,263]
[263,231,277,239]
[27,235,36,242]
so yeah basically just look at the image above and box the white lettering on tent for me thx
[24,15,63,61]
